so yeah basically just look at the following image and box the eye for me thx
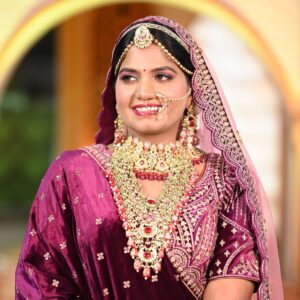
[119,74,137,82]
[155,73,172,81]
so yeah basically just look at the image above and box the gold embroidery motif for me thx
[232,252,260,278]
[47,215,54,222]
[29,229,37,237]
[102,288,109,296]
[52,279,59,287]
[166,154,222,299]
[95,218,103,225]
[123,280,131,288]
[44,252,51,260]
[59,242,66,250]
[97,252,104,261]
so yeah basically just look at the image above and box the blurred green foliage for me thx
[0,90,53,209]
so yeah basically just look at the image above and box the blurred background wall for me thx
[0,0,299,299]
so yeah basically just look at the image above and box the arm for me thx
[203,278,255,300]
[15,153,88,299]
[205,159,261,299]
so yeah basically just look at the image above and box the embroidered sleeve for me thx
[206,159,261,285]
[15,153,88,299]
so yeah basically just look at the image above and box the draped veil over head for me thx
[96,16,283,300]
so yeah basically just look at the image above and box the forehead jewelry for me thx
[123,23,189,51]
[155,88,192,120]
[134,25,154,48]
[114,24,193,76]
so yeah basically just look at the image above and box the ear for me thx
[186,95,192,108]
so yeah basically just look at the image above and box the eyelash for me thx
[119,73,172,82]
[155,74,172,81]
[120,75,136,82]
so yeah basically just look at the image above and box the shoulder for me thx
[204,152,236,178]
[202,153,242,208]
[203,152,239,192]
[47,144,110,176]
[202,151,223,173]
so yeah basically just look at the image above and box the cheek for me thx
[166,104,186,126]
[115,84,132,109]
[168,97,188,114]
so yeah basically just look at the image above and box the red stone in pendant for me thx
[147,199,156,205]
[143,251,152,259]
[144,227,152,234]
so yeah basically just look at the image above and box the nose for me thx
[135,77,155,101]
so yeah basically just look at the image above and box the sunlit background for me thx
[0,0,299,299]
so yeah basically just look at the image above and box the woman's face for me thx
[115,44,191,144]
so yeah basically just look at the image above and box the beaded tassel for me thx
[113,115,127,145]
[180,104,197,148]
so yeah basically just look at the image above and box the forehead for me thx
[120,44,180,71]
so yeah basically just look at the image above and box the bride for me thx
[16,16,283,300]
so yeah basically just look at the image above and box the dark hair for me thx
[112,21,194,82]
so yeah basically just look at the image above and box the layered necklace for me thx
[107,136,206,280]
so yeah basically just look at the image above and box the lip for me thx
[132,104,162,109]
[132,104,162,117]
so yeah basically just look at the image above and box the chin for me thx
[127,119,163,132]
[131,128,164,136]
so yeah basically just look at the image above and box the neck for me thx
[127,128,179,145]
[131,135,176,145]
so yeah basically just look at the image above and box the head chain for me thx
[114,24,193,76]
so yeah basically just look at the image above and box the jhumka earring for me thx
[114,114,127,145]
[179,104,197,148]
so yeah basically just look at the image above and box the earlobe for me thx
[186,96,193,108]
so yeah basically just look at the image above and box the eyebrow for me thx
[118,66,178,74]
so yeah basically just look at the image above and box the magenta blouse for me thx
[15,144,260,299]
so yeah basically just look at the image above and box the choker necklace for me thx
[129,137,183,181]
[108,136,205,280]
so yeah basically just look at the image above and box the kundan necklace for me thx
[132,137,187,181]
[107,136,205,280]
